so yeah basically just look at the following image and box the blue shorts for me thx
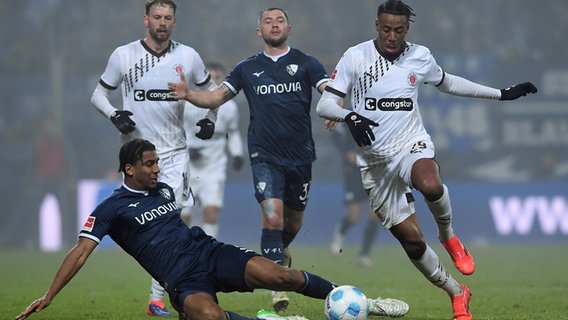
[169,244,259,311]
[251,161,312,211]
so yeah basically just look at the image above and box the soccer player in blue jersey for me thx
[15,139,409,320]
[168,7,340,312]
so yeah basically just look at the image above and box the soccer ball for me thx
[324,285,369,320]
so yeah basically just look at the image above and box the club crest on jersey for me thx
[375,212,384,223]
[407,72,417,86]
[286,64,298,76]
[173,64,184,76]
[82,216,96,232]
[160,188,172,200]
[256,182,266,194]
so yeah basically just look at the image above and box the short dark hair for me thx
[258,7,289,27]
[118,139,156,174]
[377,0,415,23]
[145,0,177,15]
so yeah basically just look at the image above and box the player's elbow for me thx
[90,88,100,106]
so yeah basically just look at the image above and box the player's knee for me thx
[188,305,225,320]
[417,180,443,201]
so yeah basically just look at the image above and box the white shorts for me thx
[190,175,225,209]
[184,152,228,215]
[361,136,435,229]
[158,150,193,209]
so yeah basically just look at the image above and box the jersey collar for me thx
[140,39,172,58]
[263,46,290,62]
[374,39,406,62]
[122,183,149,196]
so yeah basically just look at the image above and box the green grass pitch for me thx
[4,244,568,319]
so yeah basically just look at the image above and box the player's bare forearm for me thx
[187,84,234,109]
[46,242,92,297]
[168,74,233,109]
[218,84,235,105]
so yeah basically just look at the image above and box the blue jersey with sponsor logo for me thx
[79,182,222,291]
[224,48,328,166]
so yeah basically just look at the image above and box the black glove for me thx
[110,110,136,134]
[232,156,244,170]
[195,118,215,140]
[188,148,202,161]
[344,112,379,147]
[500,82,538,100]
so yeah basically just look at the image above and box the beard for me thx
[263,33,288,48]
[149,28,170,44]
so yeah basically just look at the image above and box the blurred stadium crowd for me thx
[1,0,566,248]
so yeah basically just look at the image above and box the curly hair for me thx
[377,0,415,23]
[118,139,156,174]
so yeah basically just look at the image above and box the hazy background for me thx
[1,0,566,249]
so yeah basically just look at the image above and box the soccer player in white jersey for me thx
[90,0,218,316]
[317,1,537,319]
[182,62,245,238]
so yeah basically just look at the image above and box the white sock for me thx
[149,278,165,302]
[411,245,462,296]
[426,184,454,241]
[201,223,219,238]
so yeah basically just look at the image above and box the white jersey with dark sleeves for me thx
[99,39,210,155]
[326,40,443,167]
